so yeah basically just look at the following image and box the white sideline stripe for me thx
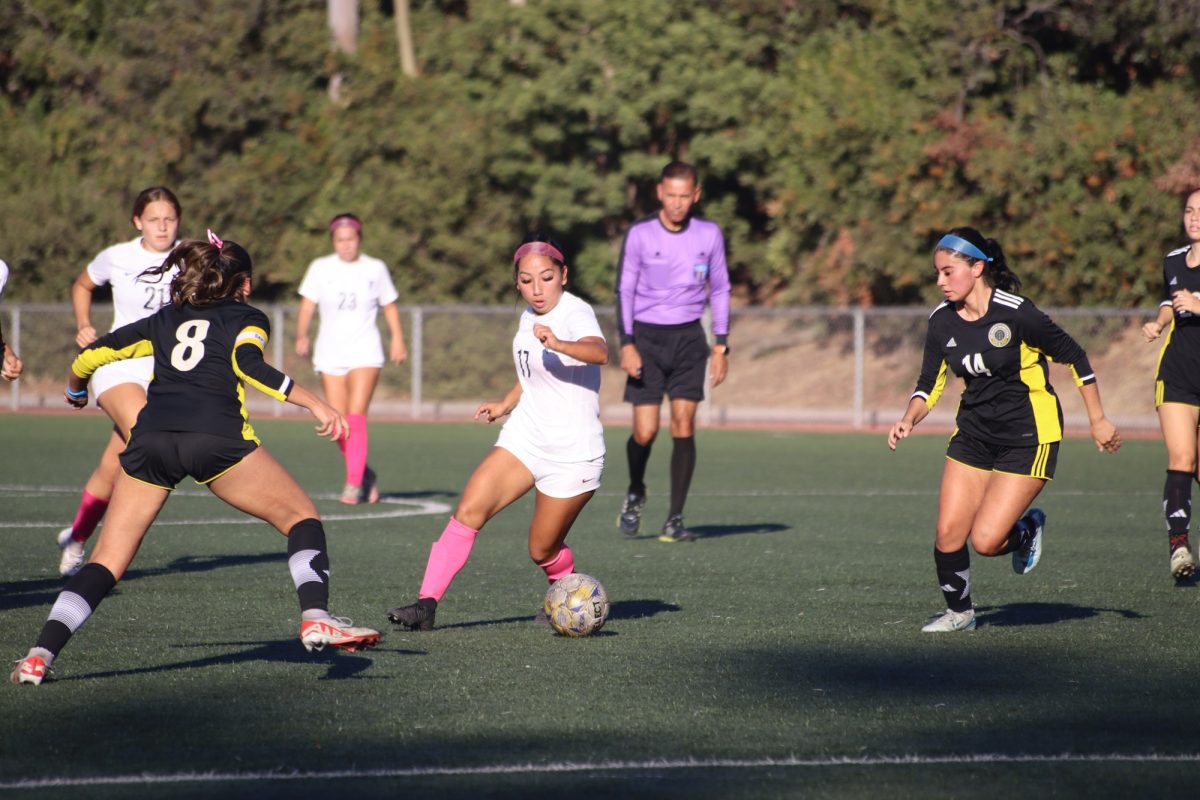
[0,484,450,528]
[1,753,1199,789]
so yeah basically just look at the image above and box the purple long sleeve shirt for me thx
[614,214,731,345]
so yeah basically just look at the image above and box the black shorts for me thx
[120,430,258,490]
[623,320,709,405]
[946,431,1058,480]
[1156,380,1200,408]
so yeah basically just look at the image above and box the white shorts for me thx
[313,333,384,376]
[313,361,384,377]
[496,431,604,499]
[91,357,153,397]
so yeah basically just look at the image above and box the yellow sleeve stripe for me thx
[71,340,154,380]
[235,326,268,350]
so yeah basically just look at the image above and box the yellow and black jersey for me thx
[72,300,293,443]
[912,289,1094,446]
[1155,245,1200,394]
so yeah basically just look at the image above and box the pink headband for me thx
[512,242,564,265]
[207,229,224,249]
[329,216,363,233]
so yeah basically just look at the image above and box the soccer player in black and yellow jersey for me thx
[889,227,1121,633]
[1143,187,1200,580]
[11,233,379,686]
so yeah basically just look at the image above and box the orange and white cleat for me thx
[11,655,49,686]
[300,616,380,652]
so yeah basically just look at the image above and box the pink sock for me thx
[345,414,368,486]
[418,518,479,601]
[538,545,575,583]
[70,490,109,544]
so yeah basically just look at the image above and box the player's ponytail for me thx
[939,226,1021,294]
[145,234,253,308]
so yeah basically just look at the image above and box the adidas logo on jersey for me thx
[1170,277,1179,286]
[946,337,957,348]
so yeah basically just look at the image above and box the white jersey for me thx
[500,291,605,462]
[0,259,8,300]
[86,237,177,330]
[298,253,399,370]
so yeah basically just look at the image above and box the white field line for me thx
[0,484,450,528]
[0,753,1198,790]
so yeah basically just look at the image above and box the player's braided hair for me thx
[940,226,1021,294]
[143,238,253,308]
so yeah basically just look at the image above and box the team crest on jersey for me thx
[988,323,1012,348]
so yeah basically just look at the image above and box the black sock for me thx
[627,435,652,497]
[668,436,696,518]
[287,518,330,613]
[934,546,972,613]
[1165,470,1192,551]
[35,563,117,657]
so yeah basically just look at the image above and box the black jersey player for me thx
[12,233,379,686]
[1142,187,1200,580]
[888,227,1121,633]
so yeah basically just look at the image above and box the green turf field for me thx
[1,415,1197,799]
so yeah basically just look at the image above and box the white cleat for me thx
[1170,546,1196,580]
[921,608,976,633]
[300,616,381,652]
[11,655,49,686]
[56,528,85,578]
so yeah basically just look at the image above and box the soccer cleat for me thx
[1170,545,1196,580]
[921,608,977,633]
[361,466,380,504]
[339,483,361,506]
[387,599,436,631]
[618,492,646,536]
[299,616,380,652]
[1012,508,1045,575]
[10,655,48,686]
[56,527,85,577]
[658,514,697,543]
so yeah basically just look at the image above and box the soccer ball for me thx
[544,573,609,637]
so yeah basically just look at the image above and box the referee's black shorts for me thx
[623,320,710,405]
[120,430,258,490]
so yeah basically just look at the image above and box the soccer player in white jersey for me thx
[0,258,23,381]
[387,234,608,631]
[295,213,407,505]
[57,187,182,577]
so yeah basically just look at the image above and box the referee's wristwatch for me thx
[712,344,730,357]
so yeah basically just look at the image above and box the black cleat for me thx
[387,598,437,630]
[618,493,646,536]
[658,514,697,543]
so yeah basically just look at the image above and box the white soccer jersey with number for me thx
[500,291,605,462]
[298,253,399,370]
[86,237,177,330]
[0,259,9,300]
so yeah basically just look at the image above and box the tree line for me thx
[2,0,1198,308]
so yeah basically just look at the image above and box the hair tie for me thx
[207,229,225,250]
[513,241,565,265]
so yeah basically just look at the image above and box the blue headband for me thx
[936,234,992,263]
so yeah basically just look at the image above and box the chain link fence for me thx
[1,304,1162,431]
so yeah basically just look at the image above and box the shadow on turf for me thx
[625,522,790,540]
[975,602,1144,626]
[0,553,289,612]
[54,639,425,683]
[426,598,681,631]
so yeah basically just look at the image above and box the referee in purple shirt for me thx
[614,161,731,542]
